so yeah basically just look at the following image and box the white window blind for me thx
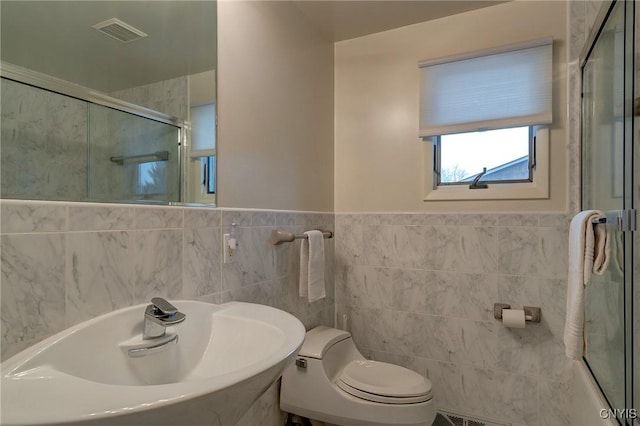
[191,103,216,152]
[419,37,553,137]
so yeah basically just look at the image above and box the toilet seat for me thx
[336,360,432,404]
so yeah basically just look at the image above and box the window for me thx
[200,155,216,194]
[436,126,533,186]
[135,161,168,196]
[419,38,553,200]
[188,103,216,203]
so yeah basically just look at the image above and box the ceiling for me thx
[1,1,217,93]
[1,1,504,93]
[293,1,506,42]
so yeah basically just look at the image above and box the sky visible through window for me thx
[440,126,530,181]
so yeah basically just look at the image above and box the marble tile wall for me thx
[334,212,572,426]
[110,76,189,121]
[0,200,335,363]
[1,78,88,201]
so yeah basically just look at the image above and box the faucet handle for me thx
[150,297,178,315]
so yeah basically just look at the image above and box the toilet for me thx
[280,326,435,426]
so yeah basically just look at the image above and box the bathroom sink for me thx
[1,301,305,426]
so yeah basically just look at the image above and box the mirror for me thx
[0,1,217,205]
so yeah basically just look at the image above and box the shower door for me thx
[581,0,635,421]
[87,103,181,203]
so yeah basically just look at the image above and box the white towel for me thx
[299,230,325,302]
[592,220,610,275]
[564,210,606,359]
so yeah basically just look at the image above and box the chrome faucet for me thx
[143,297,186,340]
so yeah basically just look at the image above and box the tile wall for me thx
[334,212,572,426]
[0,200,335,361]
[0,79,88,201]
[110,76,189,121]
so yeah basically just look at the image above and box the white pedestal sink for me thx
[1,301,305,426]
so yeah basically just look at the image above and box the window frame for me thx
[433,126,536,188]
[187,102,217,204]
[423,127,550,201]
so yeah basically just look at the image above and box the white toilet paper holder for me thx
[493,303,541,323]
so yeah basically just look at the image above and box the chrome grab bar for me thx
[110,150,169,165]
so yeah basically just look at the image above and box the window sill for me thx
[424,181,548,201]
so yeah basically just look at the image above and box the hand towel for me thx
[564,210,604,359]
[612,229,624,275]
[300,230,326,302]
[592,219,610,275]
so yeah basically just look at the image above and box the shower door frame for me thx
[0,62,188,204]
[580,0,635,423]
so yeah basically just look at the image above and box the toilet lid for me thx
[336,360,432,404]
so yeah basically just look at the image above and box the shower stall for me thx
[581,0,637,422]
[1,76,183,204]
[88,102,181,203]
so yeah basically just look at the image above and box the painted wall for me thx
[217,0,334,212]
[334,0,568,213]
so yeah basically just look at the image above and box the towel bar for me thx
[110,150,169,165]
[269,229,333,245]
[590,209,636,232]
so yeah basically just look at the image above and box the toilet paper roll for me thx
[502,309,526,328]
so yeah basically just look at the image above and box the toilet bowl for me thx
[280,326,435,426]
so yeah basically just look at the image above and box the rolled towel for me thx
[299,230,326,302]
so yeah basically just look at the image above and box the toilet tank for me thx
[298,326,351,359]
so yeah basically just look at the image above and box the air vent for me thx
[434,410,511,426]
[92,18,147,43]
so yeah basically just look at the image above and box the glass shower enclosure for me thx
[0,77,182,204]
[88,103,181,203]
[581,0,636,422]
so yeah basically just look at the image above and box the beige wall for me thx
[334,1,568,213]
[217,1,335,212]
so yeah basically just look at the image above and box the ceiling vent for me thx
[92,18,147,43]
